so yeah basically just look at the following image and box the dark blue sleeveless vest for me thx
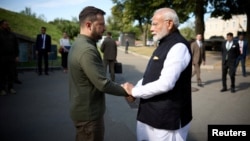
[137,30,192,130]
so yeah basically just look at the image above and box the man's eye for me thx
[151,23,157,26]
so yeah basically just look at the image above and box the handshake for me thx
[121,82,136,102]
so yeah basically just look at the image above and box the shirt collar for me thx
[78,34,97,47]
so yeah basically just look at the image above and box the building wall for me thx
[204,15,247,39]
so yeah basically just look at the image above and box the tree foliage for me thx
[20,7,47,22]
[209,0,248,19]
[105,14,142,40]
[49,18,79,40]
[180,27,196,41]
[37,14,47,22]
[111,0,197,45]
[20,7,36,18]
[180,22,196,41]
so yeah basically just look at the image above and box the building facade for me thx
[204,14,247,39]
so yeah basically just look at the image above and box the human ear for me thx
[167,21,174,30]
[85,21,92,30]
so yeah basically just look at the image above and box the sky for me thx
[0,0,113,22]
[0,0,210,28]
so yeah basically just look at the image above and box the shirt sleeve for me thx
[79,47,127,96]
[59,39,63,46]
[132,43,191,99]
[135,78,143,87]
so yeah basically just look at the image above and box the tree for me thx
[20,7,47,22]
[180,21,196,41]
[20,7,36,18]
[194,0,208,38]
[105,14,142,41]
[209,0,250,42]
[49,18,79,39]
[37,14,47,22]
[111,0,197,46]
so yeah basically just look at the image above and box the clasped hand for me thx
[121,82,136,102]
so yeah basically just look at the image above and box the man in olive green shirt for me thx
[68,6,130,141]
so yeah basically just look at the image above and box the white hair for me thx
[154,8,180,28]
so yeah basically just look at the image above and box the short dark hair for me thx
[107,32,112,36]
[79,6,105,25]
[0,19,7,26]
[227,32,233,37]
[238,33,244,36]
[41,26,46,30]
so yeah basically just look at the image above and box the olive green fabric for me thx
[68,34,127,121]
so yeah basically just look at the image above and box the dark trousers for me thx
[125,45,128,53]
[0,56,15,90]
[61,52,68,69]
[222,61,236,89]
[14,61,19,81]
[235,55,246,76]
[38,50,49,74]
[103,59,115,81]
[73,117,104,141]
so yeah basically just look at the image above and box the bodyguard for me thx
[35,26,51,75]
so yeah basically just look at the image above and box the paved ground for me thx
[0,46,250,141]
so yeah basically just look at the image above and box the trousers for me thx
[137,121,191,141]
[74,117,104,141]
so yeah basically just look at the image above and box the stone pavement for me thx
[0,46,249,141]
[118,46,250,141]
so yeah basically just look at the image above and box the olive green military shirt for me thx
[68,34,127,121]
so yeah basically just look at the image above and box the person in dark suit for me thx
[235,34,248,77]
[191,34,206,87]
[35,27,51,75]
[221,32,240,93]
[100,32,117,81]
[0,20,19,95]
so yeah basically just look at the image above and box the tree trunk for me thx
[143,24,149,46]
[246,13,250,54]
[138,19,145,46]
[194,0,205,38]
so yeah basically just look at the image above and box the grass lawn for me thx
[127,46,156,57]
[126,46,250,67]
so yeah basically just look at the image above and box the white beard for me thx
[152,26,169,42]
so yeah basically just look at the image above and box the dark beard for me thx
[91,28,102,42]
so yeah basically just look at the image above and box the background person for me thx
[68,6,130,141]
[221,32,240,93]
[122,7,192,141]
[125,38,129,53]
[100,31,117,81]
[14,63,22,84]
[35,26,51,75]
[0,20,19,95]
[59,32,71,73]
[235,34,248,77]
[191,34,206,87]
